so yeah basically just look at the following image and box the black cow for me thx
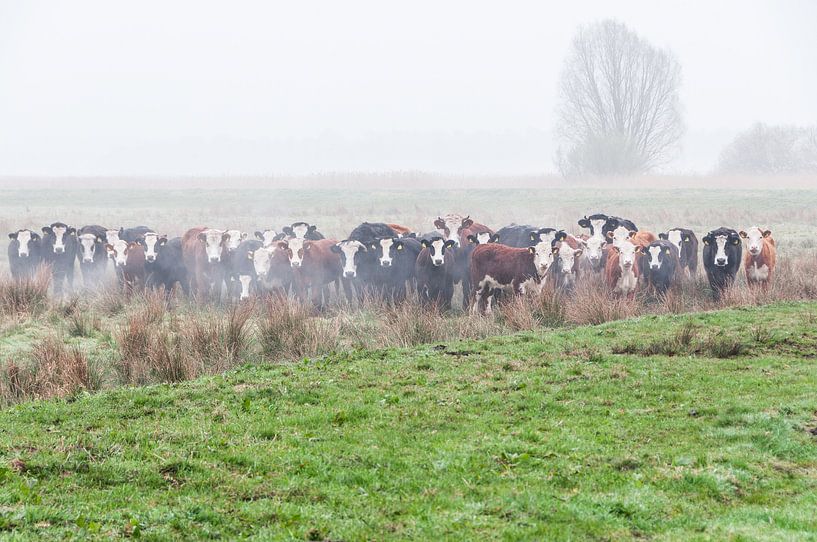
[282,222,324,240]
[493,224,542,248]
[415,237,457,310]
[41,222,77,296]
[229,239,263,301]
[642,240,682,295]
[370,237,422,303]
[119,226,154,243]
[659,228,699,276]
[8,230,43,281]
[146,237,189,298]
[578,214,637,239]
[702,228,742,299]
[76,225,109,287]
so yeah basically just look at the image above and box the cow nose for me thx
[344,271,355,278]
[83,257,93,263]
[433,259,443,266]
[19,252,28,258]
[381,260,391,267]
[54,247,64,253]
[146,255,155,262]
[650,263,659,269]
[291,261,301,268]
[716,258,726,266]
[209,256,220,263]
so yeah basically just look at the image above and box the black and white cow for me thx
[492,224,552,248]
[41,222,77,296]
[223,229,248,253]
[254,229,279,248]
[145,237,189,298]
[76,225,109,287]
[579,214,637,239]
[415,237,458,309]
[332,223,398,300]
[702,227,742,298]
[642,240,682,295]
[229,239,262,300]
[8,229,43,281]
[282,222,324,240]
[370,236,422,302]
[659,228,699,276]
[119,226,154,243]
[248,241,293,297]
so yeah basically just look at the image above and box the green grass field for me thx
[2,301,816,540]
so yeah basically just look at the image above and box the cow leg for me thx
[461,276,471,310]
[341,277,353,304]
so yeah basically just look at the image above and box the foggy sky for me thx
[1,0,816,176]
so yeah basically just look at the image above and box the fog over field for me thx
[1,0,816,177]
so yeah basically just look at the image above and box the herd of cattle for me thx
[7,214,777,312]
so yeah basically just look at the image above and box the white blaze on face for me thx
[608,226,632,249]
[287,237,306,267]
[438,217,463,247]
[647,246,663,270]
[557,246,583,275]
[590,218,607,237]
[105,230,120,258]
[290,223,309,239]
[259,230,277,248]
[743,227,764,256]
[378,239,395,266]
[667,230,683,258]
[238,275,252,300]
[338,241,365,277]
[78,234,97,262]
[252,247,274,277]
[532,241,555,277]
[143,233,159,262]
[475,232,491,244]
[16,230,32,257]
[584,235,606,263]
[714,235,729,266]
[429,239,447,266]
[203,230,225,263]
[224,229,245,251]
[112,240,129,267]
[617,241,638,270]
[52,226,68,253]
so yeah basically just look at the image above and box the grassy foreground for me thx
[1,303,817,540]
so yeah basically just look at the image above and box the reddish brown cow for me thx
[282,238,344,307]
[605,240,642,298]
[181,226,220,299]
[740,227,776,289]
[607,226,657,249]
[106,240,146,296]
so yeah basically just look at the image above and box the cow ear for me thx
[444,240,456,249]
[159,236,167,244]
[32,233,40,241]
[467,234,477,244]
[739,230,748,239]
[683,235,690,242]
[255,231,263,240]
[433,218,445,230]
[461,218,473,229]
[578,217,589,228]
[555,231,567,242]
[658,232,668,240]
[221,232,231,242]
[68,227,76,235]
[128,242,138,249]
[529,232,538,241]
[308,225,317,233]
[763,230,772,238]
[240,232,248,240]
[527,246,535,254]
[330,244,341,254]
[490,233,500,243]
[628,231,637,239]
[42,227,51,235]
[8,232,16,239]
[105,243,113,251]
[421,239,430,248]
[371,242,378,250]
[551,246,559,255]
[247,250,254,260]
[733,237,740,245]
[606,231,614,239]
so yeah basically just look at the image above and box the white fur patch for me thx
[287,237,306,267]
[203,229,225,263]
[667,230,683,257]
[338,240,365,277]
[714,235,729,266]
[647,246,663,270]
[742,227,765,256]
[584,235,606,264]
[143,233,159,262]
[259,230,277,248]
[429,239,446,266]
[16,230,32,257]
[111,240,129,267]
[252,247,274,277]
[590,218,606,236]
[238,275,253,300]
[78,233,97,263]
[52,226,67,253]
[224,229,245,251]
[291,223,309,239]
[532,241,555,277]
[748,263,770,281]
[378,238,394,266]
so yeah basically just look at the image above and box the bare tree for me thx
[718,123,817,175]
[555,20,684,177]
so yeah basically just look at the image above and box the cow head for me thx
[255,229,278,248]
[553,244,584,278]
[141,233,167,263]
[606,226,638,249]
[466,232,499,245]
[528,240,557,278]
[106,240,131,267]
[42,223,75,254]
[703,230,740,267]
[197,229,226,263]
[104,230,121,259]
[223,229,247,251]
[77,233,104,263]
[644,242,673,271]
[332,240,367,278]
[283,222,317,239]
[284,238,308,268]
[578,214,609,237]
[372,238,406,267]
[612,240,640,271]
[8,230,39,258]
[421,237,456,267]
[583,235,607,269]
[237,275,253,301]
[739,227,772,257]
[659,229,688,259]
[248,244,279,278]
[433,215,472,247]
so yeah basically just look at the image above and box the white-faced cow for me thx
[8,229,43,281]
[605,240,642,298]
[146,237,189,298]
[642,240,681,295]
[282,222,324,240]
[282,238,343,308]
[550,235,584,291]
[659,228,698,276]
[77,225,109,287]
[370,237,422,303]
[41,222,77,296]
[740,227,776,289]
[702,228,742,299]
[106,240,146,296]
[415,237,457,310]
[248,241,293,297]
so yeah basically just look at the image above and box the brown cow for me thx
[740,227,776,288]
[470,241,556,314]
[181,226,229,299]
[550,236,584,291]
[605,240,642,298]
[106,240,145,296]
[387,223,413,237]
[282,238,344,307]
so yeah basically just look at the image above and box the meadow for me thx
[0,176,816,539]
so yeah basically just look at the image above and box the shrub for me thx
[0,267,51,315]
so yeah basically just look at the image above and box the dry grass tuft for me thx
[257,297,340,359]
[0,267,51,315]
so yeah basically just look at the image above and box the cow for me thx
[146,237,189,298]
[470,240,557,314]
[248,241,293,297]
[119,226,154,243]
[229,239,262,301]
[642,240,682,295]
[140,232,167,264]
[607,226,657,250]
[41,222,77,296]
[581,234,609,273]
[433,214,493,309]
[659,228,699,276]
[254,229,279,248]
[702,228,742,299]
[550,235,584,291]
[282,238,343,308]
[76,225,109,287]
[386,223,413,237]
[493,224,557,248]
[740,227,776,289]
[370,236,422,302]
[223,229,248,252]
[578,214,637,240]
[8,230,43,281]
[415,237,457,310]
[333,223,398,300]
[282,222,324,240]
[605,240,642,298]
[107,240,146,296]
[181,226,226,300]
